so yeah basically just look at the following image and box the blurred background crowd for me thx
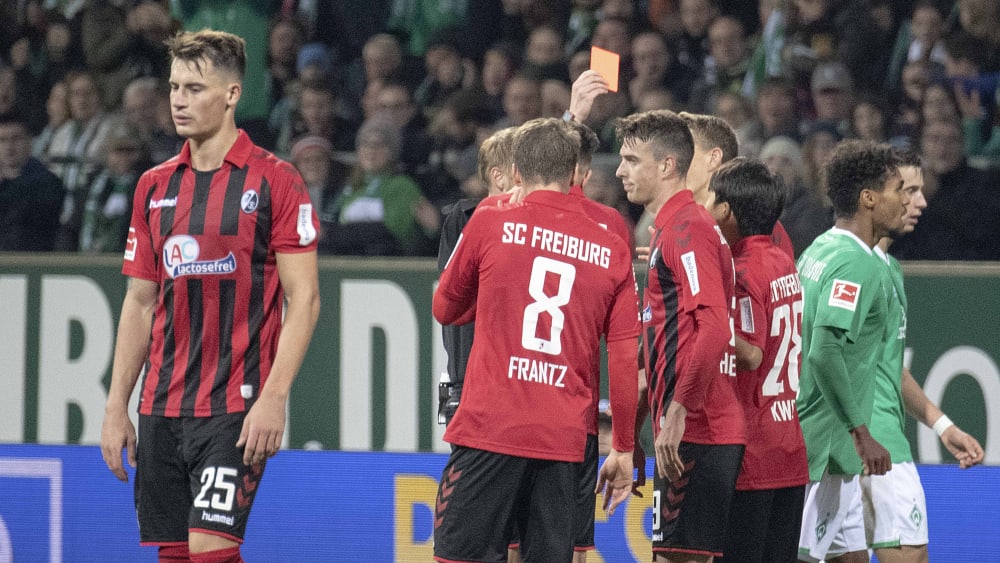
[1,0,999,260]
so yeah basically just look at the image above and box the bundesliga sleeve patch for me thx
[828,279,861,311]
[680,251,700,295]
[297,203,317,245]
[739,296,754,333]
[124,227,137,261]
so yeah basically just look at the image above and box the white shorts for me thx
[798,472,867,562]
[860,461,929,549]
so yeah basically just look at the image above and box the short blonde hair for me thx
[477,127,517,185]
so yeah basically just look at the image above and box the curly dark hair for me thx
[825,140,899,218]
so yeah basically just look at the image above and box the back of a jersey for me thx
[437,190,639,463]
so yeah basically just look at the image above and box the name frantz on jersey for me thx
[501,221,612,269]
[508,355,568,388]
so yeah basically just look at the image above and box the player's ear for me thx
[226,82,242,108]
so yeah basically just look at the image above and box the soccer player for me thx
[795,140,907,563]
[100,30,320,563]
[862,150,984,562]
[679,111,795,258]
[702,158,810,562]
[617,110,745,563]
[437,126,517,425]
[433,118,639,562]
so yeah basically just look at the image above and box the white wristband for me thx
[932,415,954,437]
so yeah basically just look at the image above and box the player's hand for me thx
[636,226,655,262]
[631,441,646,496]
[236,393,286,466]
[569,70,610,123]
[851,425,891,475]
[655,402,686,482]
[941,426,984,469]
[101,408,137,482]
[596,449,634,516]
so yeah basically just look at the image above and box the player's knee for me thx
[189,545,242,563]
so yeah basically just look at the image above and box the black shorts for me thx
[719,485,806,563]
[433,446,576,563]
[509,434,598,553]
[135,413,265,545]
[652,442,744,558]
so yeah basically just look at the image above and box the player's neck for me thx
[527,182,569,195]
[187,125,240,172]
[877,237,892,253]
[645,180,685,217]
[834,216,878,248]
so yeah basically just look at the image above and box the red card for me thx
[590,46,620,92]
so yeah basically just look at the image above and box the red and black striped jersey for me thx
[643,189,744,445]
[123,131,318,417]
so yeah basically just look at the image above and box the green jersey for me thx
[796,228,890,479]
[870,247,912,462]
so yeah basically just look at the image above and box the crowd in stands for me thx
[2,0,999,260]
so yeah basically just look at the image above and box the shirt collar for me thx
[177,129,253,169]
[653,189,696,228]
[732,234,774,256]
[828,226,873,255]
[524,189,586,214]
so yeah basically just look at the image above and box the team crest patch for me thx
[241,190,259,213]
[163,235,237,279]
[642,304,652,322]
[829,279,861,311]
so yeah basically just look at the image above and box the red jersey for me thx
[643,189,744,445]
[771,220,795,259]
[435,190,640,462]
[570,184,634,434]
[123,131,318,417]
[732,235,809,489]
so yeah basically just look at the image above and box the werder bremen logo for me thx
[816,519,828,541]
[910,505,923,527]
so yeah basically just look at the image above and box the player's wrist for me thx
[932,414,955,437]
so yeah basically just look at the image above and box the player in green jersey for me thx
[795,140,909,563]
[862,149,984,563]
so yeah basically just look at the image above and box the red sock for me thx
[158,544,190,562]
[189,546,243,563]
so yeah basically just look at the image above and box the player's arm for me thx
[735,336,763,371]
[806,325,891,475]
[237,250,320,466]
[597,337,639,515]
[633,366,648,493]
[101,277,158,482]
[901,367,984,468]
[433,229,479,325]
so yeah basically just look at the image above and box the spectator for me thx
[274,79,354,158]
[635,88,677,112]
[741,77,802,157]
[801,120,842,203]
[0,112,65,252]
[343,33,407,126]
[673,0,719,78]
[891,116,1000,260]
[496,73,543,128]
[32,80,69,159]
[540,79,572,118]
[629,31,696,108]
[43,70,115,251]
[267,18,306,109]
[566,0,601,56]
[371,80,432,177]
[479,40,519,120]
[423,89,495,208]
[590,16,633,63]
[758,135,831,256]
[120,77,182,164]
[953,0,1000,71]
[78,124,150,253]
[523,25,568,82]
[318,117,439,256]
[0,67,20,122]
[886,1,947,92]
[414,32,476,120]
[810,61,854,134]
[689,15,751,112]
[288,135,350,241]
[889,59,932,144]
[851,94,890,143]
